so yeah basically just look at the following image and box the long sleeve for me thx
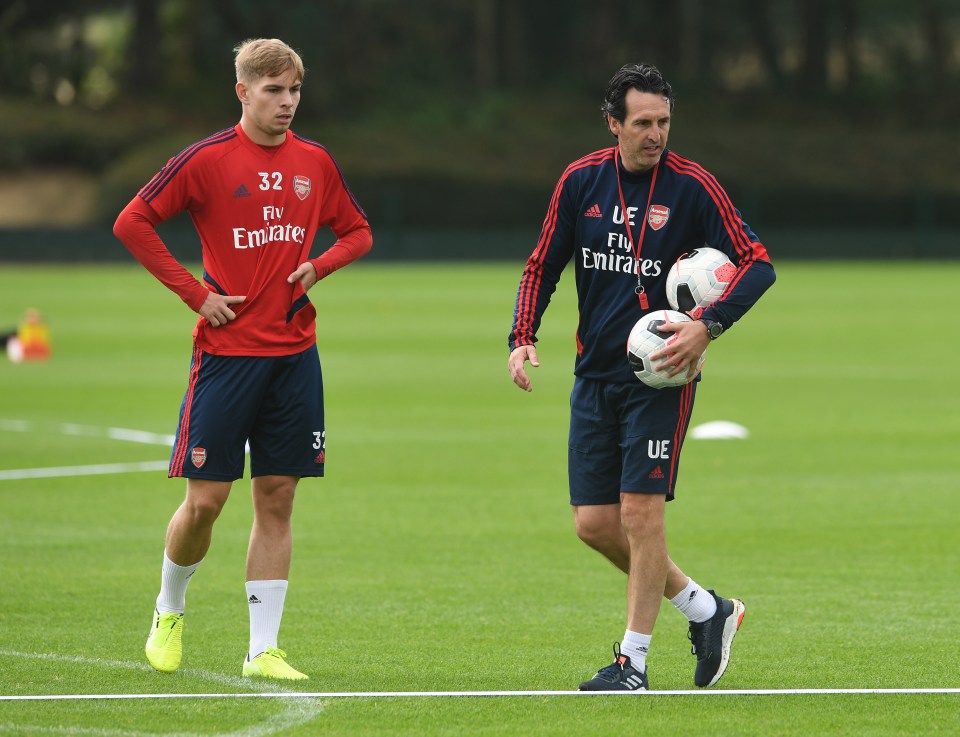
[509,167,578,351]
[702,258,776,328]
[665,153,776,329]
[113,197,209,312]
[309,225,373,280]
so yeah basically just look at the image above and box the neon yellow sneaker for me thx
[145,609,183,673]
[242,646,309,680]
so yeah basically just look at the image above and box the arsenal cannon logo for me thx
[293,175,312,201]
[647,205,670,231]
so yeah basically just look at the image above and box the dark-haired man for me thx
[508,63,775,690]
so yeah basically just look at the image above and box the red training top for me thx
[114,123,372,356]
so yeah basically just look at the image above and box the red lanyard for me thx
[614,147,659,310]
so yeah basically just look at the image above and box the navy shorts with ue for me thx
[568,376,697,505]
[169,343,326,481]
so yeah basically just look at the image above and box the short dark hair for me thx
[601,63,675,128]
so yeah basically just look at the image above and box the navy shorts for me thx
[169,344,326,481]
[568,376,696,505]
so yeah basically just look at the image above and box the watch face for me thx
[699,318,721,338]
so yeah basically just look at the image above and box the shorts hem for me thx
[570,488,673,506]
[250,468,325,478]
[170,471,243,482]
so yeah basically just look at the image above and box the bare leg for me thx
[664,559,690,599]
[243,475,302,673]
[573,503,691,600]
[246,475,298,581]
[619,493,668,633]
[573,503,629,572]
[165,479,232,566]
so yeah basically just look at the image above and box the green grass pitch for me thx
[1,260,958,735]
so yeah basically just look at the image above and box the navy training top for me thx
[509,147,777,384]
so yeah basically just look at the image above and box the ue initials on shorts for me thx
[648,440,671,459]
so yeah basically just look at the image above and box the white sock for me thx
[155,552,201,615]
[246,580,288,659]
[669,578,717,623]
[620,630,652,673]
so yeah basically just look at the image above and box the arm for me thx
[701,257,776,329]
[289,149,373,291]
[689,173,776,329]
[656,234,775,378]
[287,225,373,291]
[113,197,245,326]
[651,166,777,378]
[508,168,577,391]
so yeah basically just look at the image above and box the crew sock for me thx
[155,552,201,615]
[669,578,717,623]
[246,579,289,658]
[620,630,652,673]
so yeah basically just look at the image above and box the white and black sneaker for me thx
[578,643,648,691]
[688,590,746,687]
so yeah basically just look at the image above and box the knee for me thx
[252,477,297,521]
[182,479,231,526]
[575,516,599,547]
[574,510,616,550]
[619,496,665,539]
[183,494,226,526]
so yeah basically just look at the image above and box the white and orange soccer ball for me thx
[665,247,737,317]
[627,310,705,389]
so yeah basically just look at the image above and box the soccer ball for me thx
[627,310,705,389]
[665,247,737,317]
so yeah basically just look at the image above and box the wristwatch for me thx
[699,318,724,340]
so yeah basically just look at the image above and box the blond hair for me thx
[234,38,305,83]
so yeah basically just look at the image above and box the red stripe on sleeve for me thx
[664,154,770,304]
[513,149,614,346]
[665,154,767,263]
[139,128,236,202]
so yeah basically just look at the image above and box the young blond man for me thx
[115,38,372,679]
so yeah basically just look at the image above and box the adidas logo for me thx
[248,594,261,604]
[584,203,602,218]
[233,184,252,198]
[648,466,664,479]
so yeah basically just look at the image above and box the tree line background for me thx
[1,0,958,258]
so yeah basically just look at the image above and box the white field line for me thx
[8,649,954,704]
[0,460,170,480]
[3,688,958,701]
[0,419,253,482]
[61,424,175,447]
[0,418,175,481]
[0,419,175,447]
[0,650,323,737]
